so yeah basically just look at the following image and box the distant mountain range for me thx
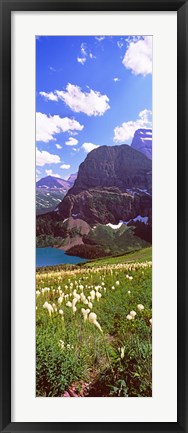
[131,128,152,159]
[36,144,152,258]
[36,173,77,215]
[36,173,77,190]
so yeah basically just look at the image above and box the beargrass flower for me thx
[81,308,90,321]
[96,292,102,301]
[88,312,102,332]
[126,314,133,320]
[66,301,72,308]
[118,346,125,359]
[43,301,54,317]
[130,311,136,317]
[58,339,65,349]
[137,304,144,311]
[58,296,63,305]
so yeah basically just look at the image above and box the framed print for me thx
[0,0,187,432]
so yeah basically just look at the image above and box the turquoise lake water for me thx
[36,247,87,267]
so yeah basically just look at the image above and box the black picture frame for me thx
[0,0,187,432]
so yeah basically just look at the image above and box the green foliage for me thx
[36,235,63,248]
[36,256,152,397]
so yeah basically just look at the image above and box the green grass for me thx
[36,251,152,397]
[83,247,152,267]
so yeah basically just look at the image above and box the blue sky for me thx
[36,35,152,180]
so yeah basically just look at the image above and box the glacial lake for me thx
[36,247,87,267]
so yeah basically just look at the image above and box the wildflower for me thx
[58,339,65,349]
[88,312,102,332]
[118,346,125,359]
[41,287,50,294]
[126,314,133,320]
[128,291,131,294]
[81,308,90,321]
[137,304,144,311]
[66,301,72,308]
[129,276,133,281]
[72,298,78,313]
[36,290,40,297]
[129,311,137,318]
[59,309,64,315]
[149,318,152,325]
[88,302,93,309]
[43,301,54,317]
[58,296,63,305]
[111,286,115,290]
[90,290,95,300]
[96,292,102,301]
[116,281,120,286]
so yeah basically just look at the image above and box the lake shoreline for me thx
[36,247,88,268]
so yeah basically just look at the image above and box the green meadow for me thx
[36,247,152,397]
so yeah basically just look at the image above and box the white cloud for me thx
[117,41,124,49]
[113,109,152,143]
[77,43,87,65]
[39,91,58,101]
[65,137,79,146]
[95,36,105,42]
[40,84,110,117]
[49,66,56,72]
[122,36,152,76]
[81,42,87,56]
[36,169,41,174]
[73,147,80,152]
[55,144,62,149]
[36,148,61,166]
[60,164,71,169]
[36,112,84,142]
[89,53,96,59]
[69,131,78,136]
[45,169,60,178]
[113,77,120,82]
[55,83,110,116]
[82,142,99,153]
[77,57,86,65]
[77,43,96,64]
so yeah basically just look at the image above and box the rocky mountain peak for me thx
[131,129,152,159]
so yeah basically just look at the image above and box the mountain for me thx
[131,129,152,159]
[66,144,151,195]
[36,145,152,257]
[37,175,74,190]
[67,173,77,184]
[56,145,152,224]
[36,174,77,215]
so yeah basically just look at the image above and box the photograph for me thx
[36,35,152,398]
